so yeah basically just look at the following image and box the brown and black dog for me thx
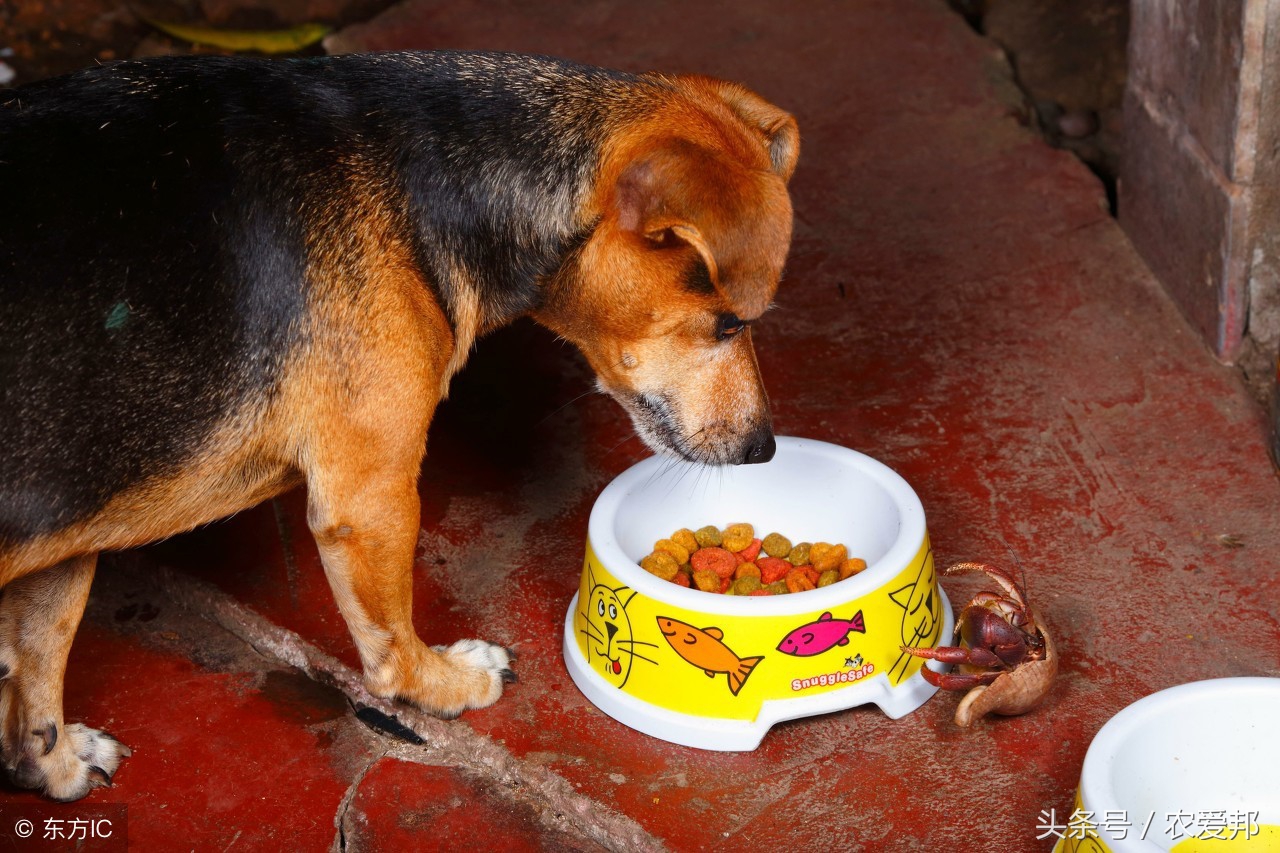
[0,50,797,800]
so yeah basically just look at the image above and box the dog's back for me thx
[0,52,654,557]
[3,57,300,548]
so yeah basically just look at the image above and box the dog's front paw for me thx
[428,639,518,718]
[379,639,516,720]
[6,723,132,802]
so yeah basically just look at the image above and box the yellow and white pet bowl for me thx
[1055,677,1280,852]
[561,435,952,750]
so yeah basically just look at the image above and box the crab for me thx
[902,562,1057,726]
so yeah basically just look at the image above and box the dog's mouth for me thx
[626,392,700,462]
[605,387,774,466]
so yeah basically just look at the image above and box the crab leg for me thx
[901,643,1003,668]
[944,563,1026,608]
[917,665,1002,691]
[968,593,1026,624]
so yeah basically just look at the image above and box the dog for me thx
[0,50,798,801]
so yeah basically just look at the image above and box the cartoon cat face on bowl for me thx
[578,568,658,688]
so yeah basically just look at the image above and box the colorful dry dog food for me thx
[757,556,792,585]
[671,528,699,554]
[692,570,723,593]
[691,546,738,578]
[639,523,868,596]
[693,525,723,548]
[639,551,680,581]
[839,558,867,579]
[721,523,755,553]
[761,532,792,558]
[809,542,847,573]
[652,537,690,565]
[785,569,816,593]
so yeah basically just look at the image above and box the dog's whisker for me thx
[645,452,682,489]
[534,386,601,429]
[657,455,696,494]
[603,432,642,463]
[697,460,722,501]
[667,458,704,496]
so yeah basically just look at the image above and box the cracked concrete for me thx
[142,565,662,852]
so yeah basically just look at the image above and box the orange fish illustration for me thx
[656,616,764,696]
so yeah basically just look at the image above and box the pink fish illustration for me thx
[777,611,866,657]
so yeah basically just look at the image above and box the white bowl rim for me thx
[586,435,929,617]
[1079,676,1280,833]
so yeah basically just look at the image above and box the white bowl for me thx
[1055,677,1280,851]
[561,436,953,750]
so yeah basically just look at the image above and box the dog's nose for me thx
[742,431,776,465]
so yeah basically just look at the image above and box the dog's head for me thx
[538,76,799,466]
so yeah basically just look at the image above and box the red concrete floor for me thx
[5,0,1279,850]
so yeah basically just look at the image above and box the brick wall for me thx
[1120,0,1280,371]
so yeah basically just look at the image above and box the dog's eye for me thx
[716,313,747,340]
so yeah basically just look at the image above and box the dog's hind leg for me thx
[0,555,131,801]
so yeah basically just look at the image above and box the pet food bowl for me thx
[561,435,953,751]
[1054,677,1280,852]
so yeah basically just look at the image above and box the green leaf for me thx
[139,15,332,54]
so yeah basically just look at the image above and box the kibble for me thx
[762,532,792,558]
[785,569,816,593]
[653,538,690,565]
[641,526,866,597]
[839,557,867,580]
[640,551,680,581]
[735,538,762,563]
[694,525,723,548]
[721,523,755,553]
[692,570,721,592]
[671,528,699,554]
[786,542,811,566]
[809,542,848,573]
[757,557,792,585]
[691,546,738,578]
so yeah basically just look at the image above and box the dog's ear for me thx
[674,76,800,183]
[613,142,725,279]
[612,140,788,317]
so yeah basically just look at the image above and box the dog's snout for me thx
[742,431,776,465]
